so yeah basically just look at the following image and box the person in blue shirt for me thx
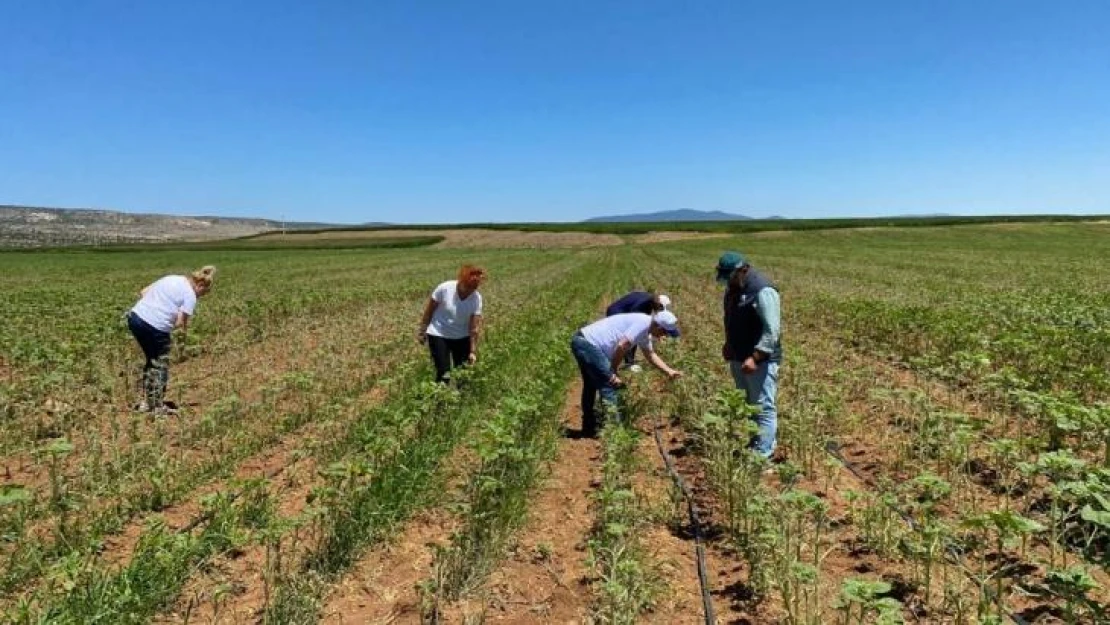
[604,291,672,368]
[717,252,782,459]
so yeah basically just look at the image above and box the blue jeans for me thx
[729,358,780,458]
[571,334,619,433]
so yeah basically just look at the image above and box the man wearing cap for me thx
[604,291,674,369]
[570,311,683,437]
[716,251,782,459]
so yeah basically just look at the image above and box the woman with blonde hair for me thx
[127,265,216,415]
[417,264,485,383]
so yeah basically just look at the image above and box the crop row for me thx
[2,248,595,621]
[260,255,611,622]
[643,239,1108,623]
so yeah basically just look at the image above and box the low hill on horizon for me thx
[0,205,344,248]
[584,209,754,222]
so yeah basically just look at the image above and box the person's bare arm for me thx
[645,347,682,380]
[610,339,630,378]
[417,298,437,343]
[467,314,483,363]
[173,312,191,359]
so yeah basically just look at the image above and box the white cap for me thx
[658,294,672,310]
[653,310,680,337]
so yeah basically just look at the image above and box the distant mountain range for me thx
[2,204,791,247]
[584,209,758,223]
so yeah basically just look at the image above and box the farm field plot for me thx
[0,221,1107,624]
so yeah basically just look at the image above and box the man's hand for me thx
[722,343,735,361]
[666,369,684,380]
[468,351,477,365]
[609,374,624,388]
[416,330,427,344]
[741,356,757,374]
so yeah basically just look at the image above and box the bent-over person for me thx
[570,311,683,436]
[128,265,216,415]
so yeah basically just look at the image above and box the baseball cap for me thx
[653,310,681,337]
[658,294,672,310]
[716,251,747,283]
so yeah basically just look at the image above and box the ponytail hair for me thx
[190,265,217,289]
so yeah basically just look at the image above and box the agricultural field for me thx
[0,221,1107,624]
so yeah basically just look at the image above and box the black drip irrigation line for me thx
[824,441,1032,625]
[652,414,716,625]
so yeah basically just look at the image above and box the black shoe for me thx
[565,427,596,440]
[579,418,599,438]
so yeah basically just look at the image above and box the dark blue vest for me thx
[606,291,655,317]
[723,268,778,358]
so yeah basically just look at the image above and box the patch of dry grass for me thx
[253,228,624,248]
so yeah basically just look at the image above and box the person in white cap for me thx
[570,310,683,437]
[604,291,673,368]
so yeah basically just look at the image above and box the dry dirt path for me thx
[318,381,601,624]
[443,380,602,624]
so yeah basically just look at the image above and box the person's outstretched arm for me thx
[417,298,437,343]
[645,348,682,380]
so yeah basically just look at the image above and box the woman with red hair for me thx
[417,264,486,383]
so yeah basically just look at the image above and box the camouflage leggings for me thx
[143,353,171,407]
[128,312,172,408]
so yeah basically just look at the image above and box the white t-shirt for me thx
[580,313,654,360]
[131,275,197,333]
[426,280,482,340]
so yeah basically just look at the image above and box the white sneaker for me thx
[629,364,643,373]
[135,401,150,413]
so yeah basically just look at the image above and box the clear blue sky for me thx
[2,1,1108,224]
